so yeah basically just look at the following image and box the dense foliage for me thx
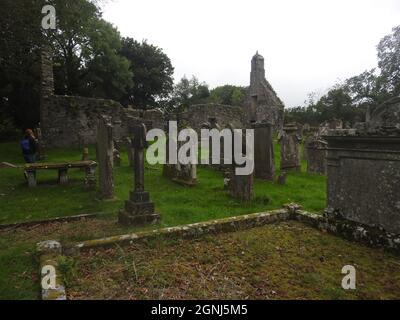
[285,25,400,125]
[0,0,174,133]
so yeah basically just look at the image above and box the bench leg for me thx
[58,169,68,185]
[26,171,37,188]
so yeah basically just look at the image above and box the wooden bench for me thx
[24,161,97,188]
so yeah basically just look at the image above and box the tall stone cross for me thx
[119,123,161,226]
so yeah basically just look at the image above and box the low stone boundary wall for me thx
[0,212,105,231]
[71,208,291,253]
[36,204,400,300]
[294,210,400,254]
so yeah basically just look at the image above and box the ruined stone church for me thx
[247,51,285,130]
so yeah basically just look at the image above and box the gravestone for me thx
[163,118,178,179]
[252,121,275,181]
[226,125,254,201]
[306,137,327,174]
[229,169,254,202]
[172,162,197,187]
[119,123,160,226]
[326,100,400,234]
[278,124,302,171]
[209,117,222,167]
[96,116,114,199]
[277,172,286,185]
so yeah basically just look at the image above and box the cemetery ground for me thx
[0,141,399,300]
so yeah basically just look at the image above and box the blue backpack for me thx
[21,139,31,154]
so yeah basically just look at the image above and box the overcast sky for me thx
[101,0,400,107]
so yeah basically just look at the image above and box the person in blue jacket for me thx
[20,129,38,163]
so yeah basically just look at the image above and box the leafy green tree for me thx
[171,76,210,112]
[377,25,400,96]
[0,0,43,129]
[48,0,132,100]
[209,85,247,106]
[119,38,174,109]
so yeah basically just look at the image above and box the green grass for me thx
[0,140,326,299]
[0,141,326,225]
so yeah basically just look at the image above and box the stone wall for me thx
[41,95,129,148]
[179,103,246,132]
[40,48,164,148]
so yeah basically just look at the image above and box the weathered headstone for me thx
[306,138,327,174]
[163,118,178,179]
[84,162,97,190]
[252,121,275,181]
[278,124,302,171]
[277,172,286,185]
[172,162,197,187]
[229,169,254,202]
[119,123,160,226]
[227,125,254,201]
[96,116,114,199]
[209,117,222,167]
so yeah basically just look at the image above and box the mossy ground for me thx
[66,221,400,300]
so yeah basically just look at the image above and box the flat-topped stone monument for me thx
[326,129,400,234]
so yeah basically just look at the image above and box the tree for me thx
[119,38,174,109]
[209,85,247,106]
[48,0,132,100]
[0,0,44,129]
[0,0,134,131]
[377,25,400,96]
[171,76,210,112]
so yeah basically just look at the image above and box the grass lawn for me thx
[0,139,327,299]
[67,221,400,300]
[0,141,326,225]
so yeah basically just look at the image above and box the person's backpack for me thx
[21,139,31,154]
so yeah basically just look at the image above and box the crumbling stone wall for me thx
[179,104,246,133]
[40,48,164,148]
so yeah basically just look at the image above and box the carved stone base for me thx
[118,210,160,226]
[118,191,160,226]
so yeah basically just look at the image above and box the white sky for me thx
[101,0,400,107]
